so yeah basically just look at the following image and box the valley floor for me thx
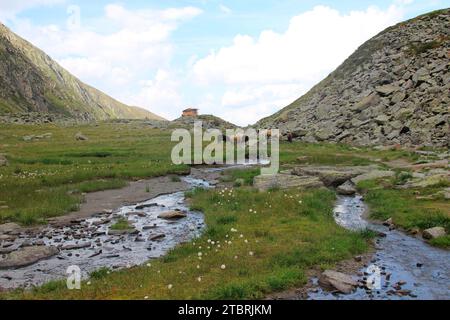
[0,122,448,299]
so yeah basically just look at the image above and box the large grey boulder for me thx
[0,246,59,269]
[254,174,324,191]
[337,181,357,195]
[318,270,358,294]
[158,211,187,220]
[422,227,446,240]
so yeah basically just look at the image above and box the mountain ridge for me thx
[0,22,166,122]
[256,8,449,147]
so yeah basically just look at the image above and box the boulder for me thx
[336,181,357,195]
[351,93,380,112]
[135,203,158,210]
[158,211,187,220]
[422,227,446,240]
[253,174,324,192]
[292,166,372,187]
[318,270,358,294]
[375,84,400,96]
[0,223,22,235]
[351,170,395,185]
[0,246,59,269]
[75,132,88,141]
[149,234,166,241]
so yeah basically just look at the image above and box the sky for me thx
[1,0,449,125]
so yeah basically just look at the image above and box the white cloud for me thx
[219,4,232,14]
[10,4,202,119]
[126,69,183,120]
[191,5,405,125]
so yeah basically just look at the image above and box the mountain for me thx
[0,23,165,122]
[257,9,449,147]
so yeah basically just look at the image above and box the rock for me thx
[391,91,406,104]
[75,132,88,141]
[0,154,8,166]
[375,84,400,96]
[158,211,187,220]
[0,246,59,269]
[351,170,395,185]
[314,127,335,141]
[318,270,358,294]
[149,234,166,241]
[374,115,390,125]
[336,181,357,195]
[292,166,372,187]
[383,218,393,226]
[253,174,324,191]
[61,242,92,250]
[135,203,158,210]
[0,223,21,235]
[351,93,381,112]
[422,227,446,240]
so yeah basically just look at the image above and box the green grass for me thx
[221,168,261,186]
[0,122,189,225]
[2,187,370,300]
[278,142,419,166]
[110,218,132,231]
[357,179,450,248]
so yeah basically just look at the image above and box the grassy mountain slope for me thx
[0,23,165,121]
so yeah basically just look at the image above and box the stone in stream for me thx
[336,181,357,195]
[0,246,59,269]
[158,211,187,220]
[135,203,158,210]
[422,227,446,240]
[318,270,358,294]
[149,234,166,241]
[61,242,92,250]
[142,225,158,230]
[0,223,22,235]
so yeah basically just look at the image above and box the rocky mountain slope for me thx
[0,23,165,122]
[257,9,449,147]
[170,114,238,130]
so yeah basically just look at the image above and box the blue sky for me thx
[1,0,449,124]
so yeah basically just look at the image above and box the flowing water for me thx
[308,195,450,300]
[0,175,212,289]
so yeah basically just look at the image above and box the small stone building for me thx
[182,108,198,117]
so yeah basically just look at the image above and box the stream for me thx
[1,166,449,299]
[0,175,212,289]
[308,194,450,300]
